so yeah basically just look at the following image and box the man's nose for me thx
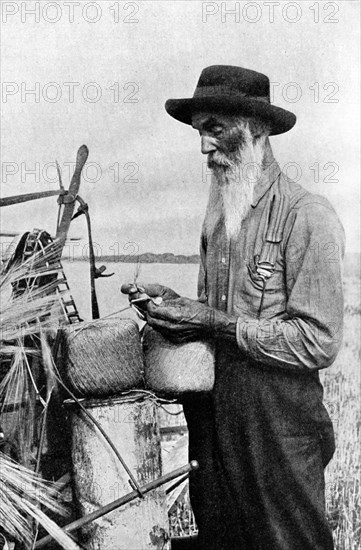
[201,135,218,154]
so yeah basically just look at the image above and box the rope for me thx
[101,306,132,319]
[119,388,177,406]
[157,404,184,415]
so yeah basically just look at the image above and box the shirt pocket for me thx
[247,261,267,291]
[242,260,287,316]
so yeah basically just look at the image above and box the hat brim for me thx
[165,96,296,135]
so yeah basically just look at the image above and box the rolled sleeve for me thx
[236,199,345,371]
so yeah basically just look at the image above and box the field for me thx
[321,273,361,549]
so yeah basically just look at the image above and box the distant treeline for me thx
[73,252,360,273]
[81,253,201,264]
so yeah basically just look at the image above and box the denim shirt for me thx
[198,156,345,372]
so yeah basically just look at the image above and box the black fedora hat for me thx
[165,65,296,136]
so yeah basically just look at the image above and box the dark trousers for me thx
[183,354,335,550]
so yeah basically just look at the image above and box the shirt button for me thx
[221,257,226,264]
[221,295,226,301]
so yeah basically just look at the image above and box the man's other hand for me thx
[146,297,217,343]
[147,297,238,343]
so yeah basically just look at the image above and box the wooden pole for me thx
[66,396,172,549]
[35,462,198,549]
[56,145,88,245]
[0,189,64,207]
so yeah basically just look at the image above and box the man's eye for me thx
[199,126,224,137]
[211,127,224,137]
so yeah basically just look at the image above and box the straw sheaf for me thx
[143,326,215,395]
[0,242,65,345]
[60,318,144,398]
[0,452,81,549]
[0,243,66,463]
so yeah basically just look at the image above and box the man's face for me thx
[196,111,267,239]
[191,112,248,169]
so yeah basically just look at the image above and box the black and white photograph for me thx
[0,1,360,549]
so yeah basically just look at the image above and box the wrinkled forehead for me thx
[191,111,247,131]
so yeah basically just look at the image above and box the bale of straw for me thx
[60,319,144,398]
[143,326,215,395]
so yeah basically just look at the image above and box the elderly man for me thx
[123,66,344,549]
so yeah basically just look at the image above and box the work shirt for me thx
[198,151,345,372]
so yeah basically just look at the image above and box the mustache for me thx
[207,130,248,169]
[219,131,247,154]
[207,151,234,169]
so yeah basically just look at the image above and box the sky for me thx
[1,0,360,258]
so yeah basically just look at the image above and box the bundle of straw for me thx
[142,326,215,395]
[0,241,83,548]
[0,243,64,464]
[1,240,65,345]
[60,318,144,397]
[0,452,81,549]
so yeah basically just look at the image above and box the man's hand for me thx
[147,297,237,343]
[121,282,180,303]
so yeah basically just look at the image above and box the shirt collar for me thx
[251,147,281,208]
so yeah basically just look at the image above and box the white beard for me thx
[203,134,266,240]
